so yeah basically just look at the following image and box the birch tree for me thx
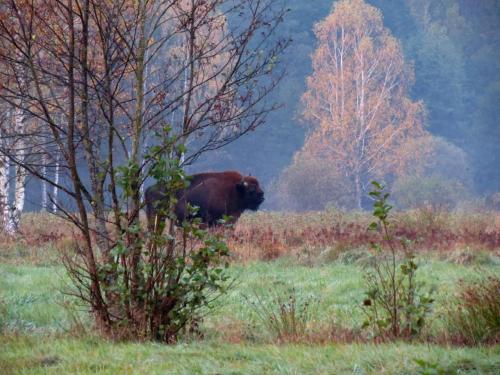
[0,7,28,235]
[11,104,27,231]
[0,104,28,235]
[0,119,13,233]
[301,0,425,208]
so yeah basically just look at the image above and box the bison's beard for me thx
[247,196,264,211]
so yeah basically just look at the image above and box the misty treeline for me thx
[273,0,483,211]
[232,0,498,211]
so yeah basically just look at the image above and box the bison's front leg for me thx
[148,213,166,234]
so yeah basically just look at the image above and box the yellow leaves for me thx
[317,0,384,42]
[300,0,425,181]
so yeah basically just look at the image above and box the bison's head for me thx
[236,176,264,211]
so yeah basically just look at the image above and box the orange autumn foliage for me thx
[300,0,426,208]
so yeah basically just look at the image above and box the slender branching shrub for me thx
[64,132,231,342]
[361,181,435,339]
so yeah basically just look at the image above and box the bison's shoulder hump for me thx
[190,171,243,183]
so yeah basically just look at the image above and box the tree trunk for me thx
[12,162,25,232]
[41,154,48,211]
[10,105,26,233]
[67,0,110,330]
[129,0,148,319]
[52,156,60,213]
[92,189,109,251]
[80,0,109,252]
[180,8,196,163]
[354,169,362,210]
[0,147,12,233]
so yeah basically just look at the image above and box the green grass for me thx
[1,259,499,334]
[1,258,499,374]
[1,335,498,375]
[0,265,76,332]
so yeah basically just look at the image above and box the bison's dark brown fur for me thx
[145,171,264,229]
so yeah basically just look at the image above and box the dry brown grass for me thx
[205,316,366,345]
[441,274,500,346]
[1,208,499,265]
[0,213,75,265]
[226,208,500,262]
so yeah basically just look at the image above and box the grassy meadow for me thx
[1,211,499,374]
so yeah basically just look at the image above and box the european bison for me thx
[145,171,264,229]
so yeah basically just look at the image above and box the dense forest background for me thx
[21,0,500,211]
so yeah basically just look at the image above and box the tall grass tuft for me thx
[245,285,318,342]
[444,274,500,345]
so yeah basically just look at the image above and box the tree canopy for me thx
[299,0,425,209]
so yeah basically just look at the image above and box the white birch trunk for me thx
[52,156,60,213]
[1,164,15,236]
[11,106,26,232]
[12,163,25,231]
[179,33,192,165]
[180,64,188,165]
[0,147,12,233]
[41,154,48,211]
